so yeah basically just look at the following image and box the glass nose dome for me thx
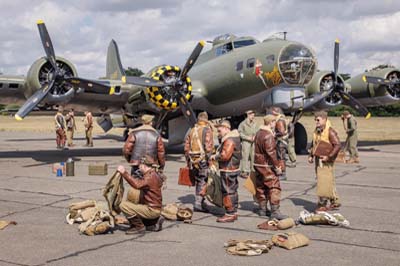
[278,44,317,86]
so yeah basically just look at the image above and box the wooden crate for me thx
[88,163,108,175]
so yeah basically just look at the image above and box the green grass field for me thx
[0,115,399,142]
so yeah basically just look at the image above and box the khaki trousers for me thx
[287,137,296,163]
[315,161,340,205]
[119,188,160,219]
[66,129,74,146]
[85,127,93,146]
[240,141,254,173]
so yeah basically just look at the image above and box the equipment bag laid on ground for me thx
[272,231,310,250]
[297,210,350,227]
[225,239,273,256]
[66,200,115,236]
[78,209,114,236]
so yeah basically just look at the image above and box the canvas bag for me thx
[272,231,310,250]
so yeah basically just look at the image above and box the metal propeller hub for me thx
[38,60,74,96]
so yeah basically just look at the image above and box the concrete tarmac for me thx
[0,131,399,266]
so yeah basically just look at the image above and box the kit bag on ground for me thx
[271,231,310,250]
[225,239,273,256]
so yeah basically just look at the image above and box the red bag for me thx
[178,167,195,186]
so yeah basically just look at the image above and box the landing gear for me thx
[227,115,246,129]
[123,128,129,141]
[294,122,308,154]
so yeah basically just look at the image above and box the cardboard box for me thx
[88,163,108,175]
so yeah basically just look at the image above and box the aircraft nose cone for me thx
[278,44,317,86]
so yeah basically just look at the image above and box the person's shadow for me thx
[289,197,315,212]
[177,195,225,216]
[239,200,258,213]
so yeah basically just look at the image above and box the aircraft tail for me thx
[106,39,125,80]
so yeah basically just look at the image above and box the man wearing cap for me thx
[210,120,242,223]
[123,114,165,175]
[342,111,359,163]
[238,110,258,179]
[308,111,341,211]
[54,108,66,149]
[65,109,76,147]
[117,155,164,234]
[271,107,288,180]
[253,115,287,220]
[83,111,94,147]
[184,111,214,212]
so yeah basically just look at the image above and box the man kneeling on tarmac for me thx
[117,156,164,234]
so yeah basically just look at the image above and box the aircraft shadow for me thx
[6,134,124,142]
[0,147,184,166]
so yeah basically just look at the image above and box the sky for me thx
[0,0,399,78]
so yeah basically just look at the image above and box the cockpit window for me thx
[215,42,233,56]
[233,40,256,49]
[278,44,317,86]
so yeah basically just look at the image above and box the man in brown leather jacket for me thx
[184,112,214,212]
[117,156,164,234]
[123,114,165,175]
[308,111,341,211]
[210,120,242,223]
[271,107,288,180]
[254,115,287,220]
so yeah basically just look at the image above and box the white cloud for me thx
[0,0,399,78]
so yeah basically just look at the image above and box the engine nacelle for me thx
[262,85,306,112]
[346,68,400,106]
[305,70,345,110]
[145,65,192,111]
[25,56,78,104]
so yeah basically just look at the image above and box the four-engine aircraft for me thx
[0,21,399,152]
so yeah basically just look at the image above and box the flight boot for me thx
[216,213,238,223]
[346,157,360,164]
[145,216,165,232]
[270,205,288,220]
[126,216,145,235]
[194,196,209,213]
[256,201,271,217]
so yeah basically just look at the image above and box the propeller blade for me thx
[65,77,114,95]
[338,90,371,119]
[179,41,205,80]
[302,88,334,111]
[122,76,166,87]
[362,75,400,85]
[15,80,55,120]
[178,91,197,127]
[333,39,340,84]
[37,20,58,71]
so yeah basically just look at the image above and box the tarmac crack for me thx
[44,236,181,265]
[0,258,35,266]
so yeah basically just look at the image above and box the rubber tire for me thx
[294,122,308,154]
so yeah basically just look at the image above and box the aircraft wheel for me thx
[294,122,308,154]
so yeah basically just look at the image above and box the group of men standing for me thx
[115,108,358,234]
[53,108,94,149]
